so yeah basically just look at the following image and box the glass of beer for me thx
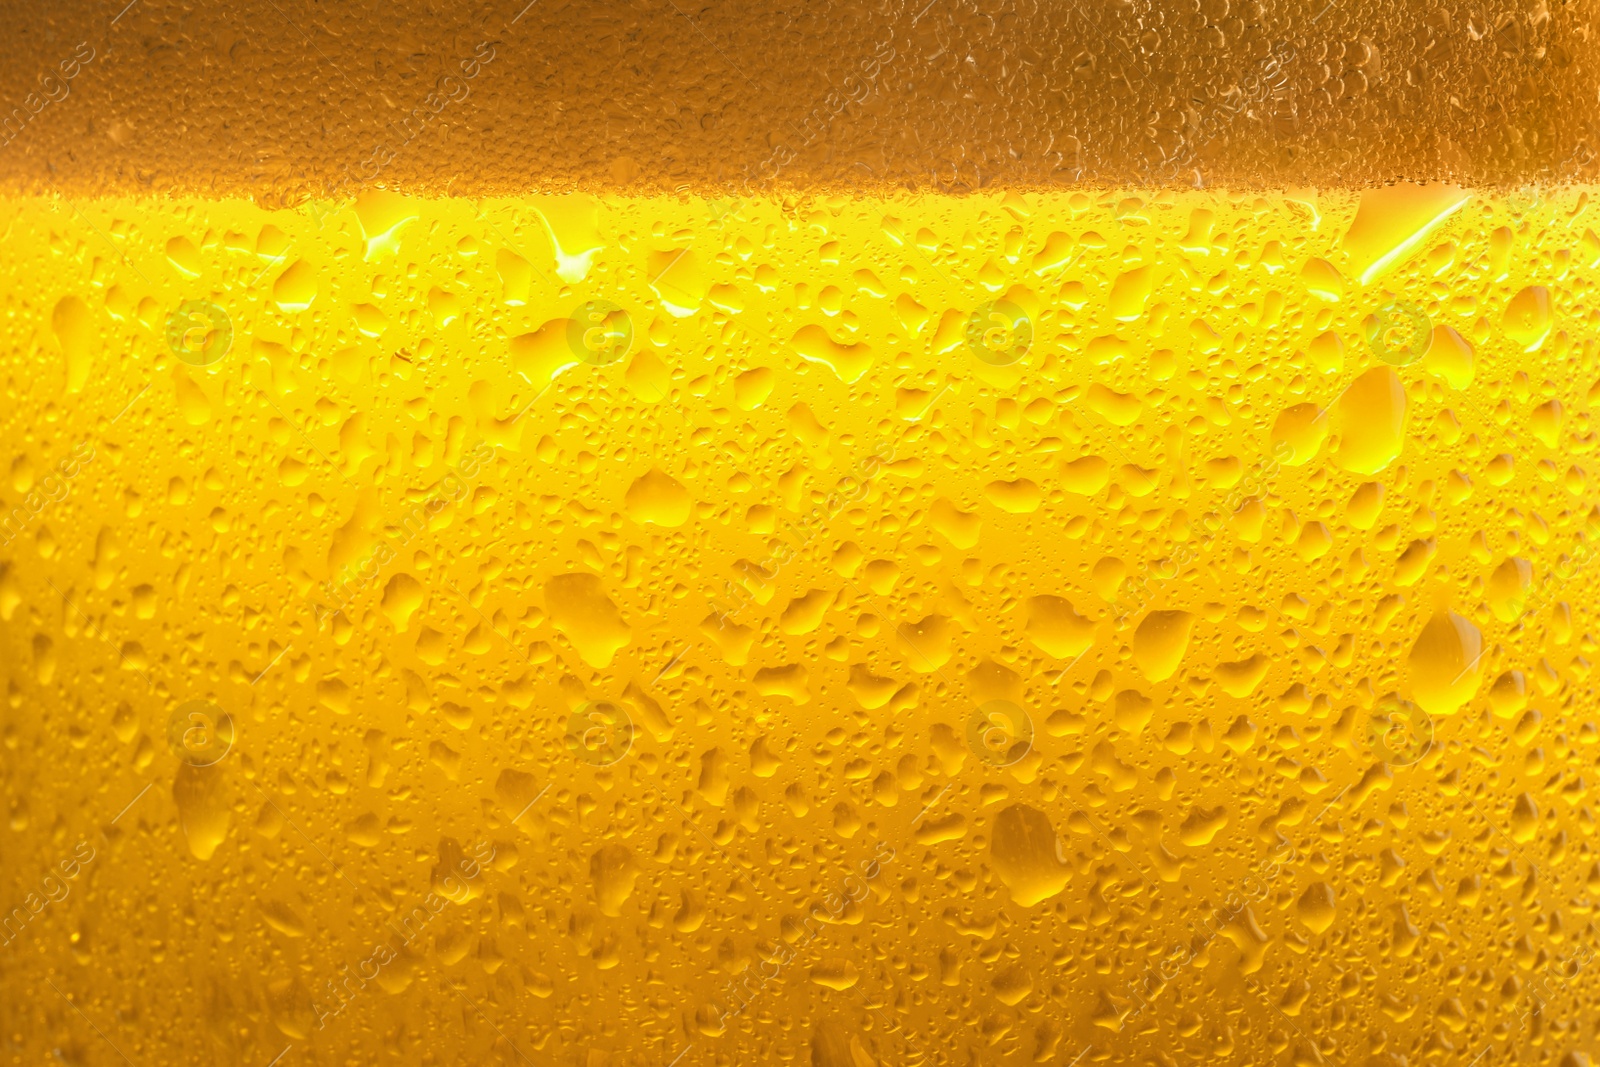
[1,4,1596,1065]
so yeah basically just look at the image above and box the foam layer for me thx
[1,0,1599,196]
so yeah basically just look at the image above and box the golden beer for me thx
[2,3,1599,1066]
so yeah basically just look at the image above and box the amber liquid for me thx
[1,182,1597,1066]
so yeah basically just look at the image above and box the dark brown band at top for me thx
[0,0,1596,200]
